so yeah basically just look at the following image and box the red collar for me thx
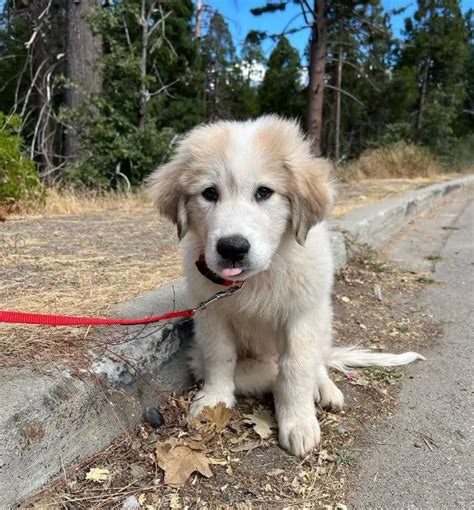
[195,254,243,287]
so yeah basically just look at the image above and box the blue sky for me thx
[207,0,472,59]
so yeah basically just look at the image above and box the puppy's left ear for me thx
[287,158,334,245]
[146,157,188,240]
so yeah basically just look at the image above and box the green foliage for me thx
[447,133,474,170]
[419,85,466,157]
[200,11,237,120]
[0,113,43,204]
[258,36,305,120]
[0,5,29,115]
[398,0,470,157]
[63,0,202,187]
[378,122,414,146]
[63,104,176,187]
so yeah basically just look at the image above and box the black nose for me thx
[216,235,250,262]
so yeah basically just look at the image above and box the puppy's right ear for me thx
[146,157,188,239]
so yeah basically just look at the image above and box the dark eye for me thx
[255,186,274,201]
[202,186,218,202]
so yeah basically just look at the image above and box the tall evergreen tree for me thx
[258,36,305,120]
[226,30,266,120]
[398,0,469,155]
[201,11,236,120]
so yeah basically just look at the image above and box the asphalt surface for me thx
[348,190,474,510]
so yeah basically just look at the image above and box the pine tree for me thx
[398,0,469,155]
[258,36,305,120]
[201,11,236,120]
[226,30,266,120]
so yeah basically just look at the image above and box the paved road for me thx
[348,190,474,510]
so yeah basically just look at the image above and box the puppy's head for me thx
[147,116,334,281]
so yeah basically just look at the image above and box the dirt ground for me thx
[26,252,440,509]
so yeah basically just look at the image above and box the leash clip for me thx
[193,283,244,313]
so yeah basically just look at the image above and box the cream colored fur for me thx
[147,116,424,457]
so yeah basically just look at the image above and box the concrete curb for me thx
[1,175,473,507]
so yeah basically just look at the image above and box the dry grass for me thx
[0,207,181,366]
[15,188,150,217]
[341,142,444,181]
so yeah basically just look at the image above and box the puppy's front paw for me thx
[189,388,236,418]
[278,414,321,457]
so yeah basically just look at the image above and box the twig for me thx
[325,84,364,106]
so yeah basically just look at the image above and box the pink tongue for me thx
[222,268,243,277]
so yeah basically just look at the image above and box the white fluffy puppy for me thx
[148,116,423,457]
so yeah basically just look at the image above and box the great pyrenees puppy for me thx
[148,116,423,456]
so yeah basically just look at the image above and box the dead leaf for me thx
[202,402,232,433]
[85,467,111,482]
[209,458,228,465]
[243,407,277,439]
[229,431,249,444]
[32,498,62,510]
[169,494,182,508]
[229,439,261,453]
[186,415,202,430]
[156,439,213,485]
[268,468,285,477]
[186,439,206,450]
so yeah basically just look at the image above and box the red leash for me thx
[0,309,195,327]
[0,255,244,328]
[0,285,244,327]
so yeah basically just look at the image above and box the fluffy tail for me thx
[328,346,426,373]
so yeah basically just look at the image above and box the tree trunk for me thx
[195,0,203,39]
[29,0,56,182]
[416,59,429,132]
[307,0,327,156]
[138,0,149,130]
[65,0,103,160]
[334,21,343,162]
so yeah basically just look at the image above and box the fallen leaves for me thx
[201,402,232,433]
[153,403,274,485]
[243,407,277,439]
[155,437,212,486]
[154,403,234,485]
[229,439,261,453]
[85,467,111,483]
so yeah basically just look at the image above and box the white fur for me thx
[148,116,425,457]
